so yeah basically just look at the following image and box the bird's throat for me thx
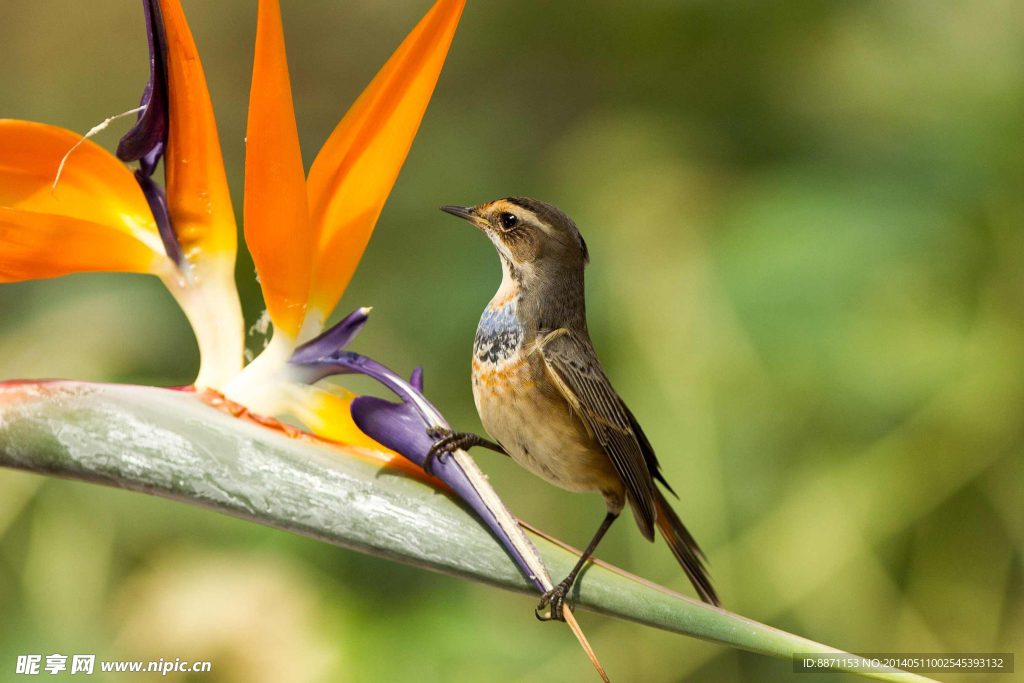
[474,296,523,364]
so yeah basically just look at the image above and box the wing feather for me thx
[538,332,657,540]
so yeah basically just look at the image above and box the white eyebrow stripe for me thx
[497,203,545,233]
[523,210,544,230]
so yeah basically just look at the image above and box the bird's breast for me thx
[471,345,623,497]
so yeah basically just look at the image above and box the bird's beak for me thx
[440,204,487,229]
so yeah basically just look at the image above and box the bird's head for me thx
[441,198,589,283]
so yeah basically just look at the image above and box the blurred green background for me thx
[2,0,1023,681]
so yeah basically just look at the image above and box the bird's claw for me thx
[535,580,571,622]
[424,427,455,474]
[424,427,500,474]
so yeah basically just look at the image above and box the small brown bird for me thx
[432,197,719,620]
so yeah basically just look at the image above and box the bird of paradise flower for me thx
[0,0,613,677]
[0,0,465,449]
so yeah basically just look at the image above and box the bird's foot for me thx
[424,427,485,474]
[535,578,573,622]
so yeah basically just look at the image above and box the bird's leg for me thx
[536,511,619,622]
[424,426,507,474]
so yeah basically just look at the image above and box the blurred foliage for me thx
[1,0,1022,681]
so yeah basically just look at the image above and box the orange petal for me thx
[244,0,313,339]
[158,0,237,264]
[303,389,394,451]
[305,0,465,318]
[0,207,161,282]
[0,119,160,249]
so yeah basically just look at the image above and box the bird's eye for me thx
[499,212,519,229]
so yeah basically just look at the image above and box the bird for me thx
[432,197,720,620]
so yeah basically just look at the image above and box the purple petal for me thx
[291,349,440,420]
[289,318,441,426]
[349,396,435,468]
[291,308,370,364]
[116,0,169,177]
[351,395,546,592]
[117,0,184,269]
[135,170,186,270]
[409,366,424,392]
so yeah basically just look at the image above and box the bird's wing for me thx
[624,401,676,497]
[537,330,657,540]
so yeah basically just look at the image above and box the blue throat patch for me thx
[474,299,523,363]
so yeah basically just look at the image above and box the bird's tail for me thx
[654,488,720,606]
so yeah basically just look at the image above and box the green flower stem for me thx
[0,380,937,683]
